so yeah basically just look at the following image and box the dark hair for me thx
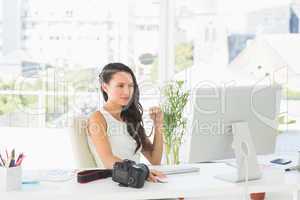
[99,63,153,153]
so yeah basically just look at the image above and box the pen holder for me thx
[0,166,22,191]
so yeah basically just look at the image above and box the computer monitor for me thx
[188,85,282,163]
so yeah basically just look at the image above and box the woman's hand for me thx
[147,169,167,183]
[149,106,163,127]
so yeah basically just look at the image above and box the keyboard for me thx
[149,165,200,175]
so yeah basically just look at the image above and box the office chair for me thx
[69,116,97,168]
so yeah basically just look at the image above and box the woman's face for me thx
[102,71,134,106]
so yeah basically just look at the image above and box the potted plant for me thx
[161,80,189,165]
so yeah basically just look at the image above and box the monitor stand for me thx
[215,121,262,183]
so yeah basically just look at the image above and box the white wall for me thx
[0,127,75,169]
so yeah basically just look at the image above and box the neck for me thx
[104,101,123,117]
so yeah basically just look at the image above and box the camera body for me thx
[112,159,149,188]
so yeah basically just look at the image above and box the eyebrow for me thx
[117,82,134,85]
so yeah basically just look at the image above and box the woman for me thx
[87,62,165,183]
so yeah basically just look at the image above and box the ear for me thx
[101,83,108,93]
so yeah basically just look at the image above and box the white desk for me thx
[2,154,300,200]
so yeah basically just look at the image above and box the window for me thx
[1,0,300,168]
[0,0,161,129]
[173,0,300,135]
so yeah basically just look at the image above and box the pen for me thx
[11,149,15,160]
[6,155,11,168]
[5,149,8,161]
[9,158,15,167]
[9,149,15,167]
[0,153,6,167]
[16,153,23,165]
[16,155,25,166]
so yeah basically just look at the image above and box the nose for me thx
[123,85,131,96]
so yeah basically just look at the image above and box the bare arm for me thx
[142,124,164,165]
[142,107,164,165]
[87,111,122,169]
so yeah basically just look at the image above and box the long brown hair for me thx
[99,63,153,153]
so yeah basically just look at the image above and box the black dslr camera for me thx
[112,159,150,188]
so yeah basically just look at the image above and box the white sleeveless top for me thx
[87,108,141,168]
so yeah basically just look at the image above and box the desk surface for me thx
[2,153,300,200]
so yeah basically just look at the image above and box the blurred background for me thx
[0,0,299,168]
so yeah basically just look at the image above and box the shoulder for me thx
[88,111,107,133]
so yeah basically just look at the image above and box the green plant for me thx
[161,80,189,164]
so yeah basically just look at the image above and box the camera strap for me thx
[77,169,112,184]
